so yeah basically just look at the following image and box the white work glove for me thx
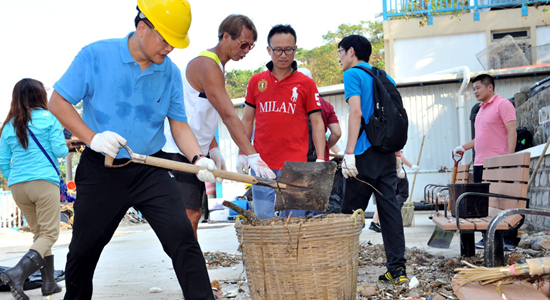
[396,156,403,175]
[398,169,406,179]
[90,131,127,158]
[453,145,465,161]
[209,147,226,171]
[411,165,420,173]
[315,158,325,162]
[236,154,249,174]
[247,154,276,179]
[342,153,358,179]
[194,157,217,183]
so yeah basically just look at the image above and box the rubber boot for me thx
[0,249,44,300]
[40,255,62,296]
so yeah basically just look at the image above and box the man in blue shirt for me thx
[338,35,408,285]
[48,1,216,299]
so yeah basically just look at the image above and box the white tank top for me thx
[163,50,223,155]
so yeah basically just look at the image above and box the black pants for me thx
[473,165,483,183]
[64,148,213,300]
[341,147,407,272]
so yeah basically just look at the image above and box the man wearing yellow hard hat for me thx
[48,1,216,299]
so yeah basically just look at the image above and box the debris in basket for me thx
[203,251,242,269]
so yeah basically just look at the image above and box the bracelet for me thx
[192,154,207,164]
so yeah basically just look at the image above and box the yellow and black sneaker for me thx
[378,267,409,284]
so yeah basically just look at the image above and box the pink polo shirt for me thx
[474,94,516,166]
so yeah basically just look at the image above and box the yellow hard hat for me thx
[137,0,192,49]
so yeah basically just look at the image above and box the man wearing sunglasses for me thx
[241,24,326,219]
[48,1,216,299]
[163,14,275,237]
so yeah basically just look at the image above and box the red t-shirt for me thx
[320,98,339,160]
[245,69,322,169]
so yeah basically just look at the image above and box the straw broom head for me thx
[455,257,550,287]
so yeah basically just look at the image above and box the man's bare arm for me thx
[505,120,517,154]
[310,112,326,161]
[169,118,205,159]
[345,96,362,154]
[192,59,257,155]
[327,123,341,150]
[48,91,96,145]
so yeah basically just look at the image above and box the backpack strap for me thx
[352,65,380,140]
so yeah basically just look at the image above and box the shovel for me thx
[104,145,337,212]
[427,152,463,249]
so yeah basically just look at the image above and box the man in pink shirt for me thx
[452,74,517,250]
[453,74,517,183]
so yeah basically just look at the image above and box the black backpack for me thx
[515,127,533,151]
[353,66,408,153]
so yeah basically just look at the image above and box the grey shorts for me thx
[167,153,205,211]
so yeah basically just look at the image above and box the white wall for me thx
[394,32,487,78]
[536,26,550,46]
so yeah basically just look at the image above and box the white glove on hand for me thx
[453,145,465,161]
[194,157,217,183]
[342,153,358,179]
[396,156,403,175]
[247,154,276,179]
[236,154,249,174]
[90,131,127,158]
[315,158,325,162]
[398,169,406,179]
[411,165,420,173]
[209,147,226,171]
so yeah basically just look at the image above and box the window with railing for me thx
[382,0,544,21]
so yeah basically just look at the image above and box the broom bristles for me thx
[454,258,549,287]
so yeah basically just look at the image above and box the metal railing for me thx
[383,0,542,20]
[0,190,27,229]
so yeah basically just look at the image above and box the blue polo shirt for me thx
[343,62,396,155]
[53,32,187,158]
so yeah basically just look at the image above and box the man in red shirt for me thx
[298,67,342,162]
[240,24,326,219]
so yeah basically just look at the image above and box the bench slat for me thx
[483,152,530,168]
[488,182,528,198]
[483,167,529,183]
[433,212,476,231]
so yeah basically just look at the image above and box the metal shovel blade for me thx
[427,226,455,249]
[274,161,337,212]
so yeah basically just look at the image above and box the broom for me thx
[402,135,425,227]
[455,257,550,287]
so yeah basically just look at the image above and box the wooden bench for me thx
[432,152,530,261]
[455,163,471,183]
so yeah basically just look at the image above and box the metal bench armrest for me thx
[485,208,550,267]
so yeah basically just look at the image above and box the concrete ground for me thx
[0,211,476,299]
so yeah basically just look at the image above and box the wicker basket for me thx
[235,213,363,300]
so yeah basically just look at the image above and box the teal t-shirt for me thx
[0,109,68,187]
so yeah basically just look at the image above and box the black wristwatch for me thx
[191,154,207,164]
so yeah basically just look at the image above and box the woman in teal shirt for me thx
[0,78,68,300]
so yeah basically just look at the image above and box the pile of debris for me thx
[355,240,550,299]
[204,251,242,269]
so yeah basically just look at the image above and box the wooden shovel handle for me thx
[146,156,264,185]
[105,153,281,188]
